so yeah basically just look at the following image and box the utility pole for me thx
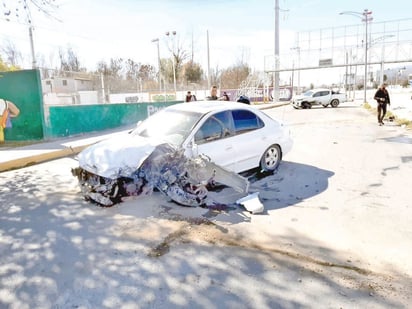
[340,9,373,103]
[151,38,162,93]
[29,25,37,69]
[165,31,177,94]
[273,0,280,103]
[207,30,211,89]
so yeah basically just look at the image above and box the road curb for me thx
[0,144,91,172]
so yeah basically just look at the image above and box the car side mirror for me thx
[187,138,199,157]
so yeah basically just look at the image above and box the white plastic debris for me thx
[236,192,264,214]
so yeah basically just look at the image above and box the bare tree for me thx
[59,46,83,72]
[220,63,251,89]
[164,35,189,85]
[1,39,22,66]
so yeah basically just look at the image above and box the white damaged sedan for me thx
[73,101,293,206]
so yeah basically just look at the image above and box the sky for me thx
[0,0,411,85]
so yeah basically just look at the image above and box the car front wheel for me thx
[260,144,281,172]
[330,99,339,107]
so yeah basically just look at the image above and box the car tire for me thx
[260,144,281,172]
[303,102,311,109]
[330,99,339,107]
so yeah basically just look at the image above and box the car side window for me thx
[194,117,224,144]
[321,91,329,96]
[232,109,264,134]
[313,92,321,97]
[213,111,234,136]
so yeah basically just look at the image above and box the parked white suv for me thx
[292,88,346,109]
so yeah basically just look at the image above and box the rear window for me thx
[232,109,264,133]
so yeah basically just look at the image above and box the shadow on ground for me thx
[0,160,410,308]
[248,161,334,211]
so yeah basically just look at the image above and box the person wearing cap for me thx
[373,83,391,126]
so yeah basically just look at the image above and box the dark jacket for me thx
[374,88,390,105]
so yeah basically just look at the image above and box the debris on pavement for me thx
[236,192,264,214]
[72,143,250,208]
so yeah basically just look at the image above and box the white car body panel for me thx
[77,101,293,178]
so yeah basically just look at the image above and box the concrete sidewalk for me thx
[0,102,285,172]
[0,126,134,172]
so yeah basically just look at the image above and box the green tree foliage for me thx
[0,55,20,71]
[183,61,203,85]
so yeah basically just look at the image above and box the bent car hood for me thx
[292,94,307,101]
[78,132,164,179]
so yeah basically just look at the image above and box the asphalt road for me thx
[0,102,411,308]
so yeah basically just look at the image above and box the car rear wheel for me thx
[330,99,339,107]
[260,144,281,172]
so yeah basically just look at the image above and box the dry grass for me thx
[363,102,412,130]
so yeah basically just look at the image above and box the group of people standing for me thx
[187,84,392,124]
[185,85,231,102]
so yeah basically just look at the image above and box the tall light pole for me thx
[207,30,211,89]
[291,46,300,95]
[151,38,162,93]
[340,9,373,103]
[273,0,280,103]
[165,31,177,93]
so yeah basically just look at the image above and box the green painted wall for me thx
[44,101,180,138]
[1,69,182,141]
[0,70,44,141]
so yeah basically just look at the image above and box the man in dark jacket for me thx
[373,83,391,126]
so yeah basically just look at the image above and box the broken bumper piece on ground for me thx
[236,192,264,214]
[73,143,250,208]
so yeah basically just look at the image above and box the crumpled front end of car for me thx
[72,143,249,208]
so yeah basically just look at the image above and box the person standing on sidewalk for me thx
[373,83,391,126]
[206,85,219,100]
[0,98,20,143]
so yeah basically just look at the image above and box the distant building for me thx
[42,76,94,94]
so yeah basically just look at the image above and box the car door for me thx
[192,111,237,171]
[318,91,330,105]
[312,91,323,105]
[229,109,266,173]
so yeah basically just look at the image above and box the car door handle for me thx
[225,145,233,151]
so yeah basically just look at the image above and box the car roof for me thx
[310,88,330,92]
[166,100,257,114]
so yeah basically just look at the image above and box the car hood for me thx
[77,132,164,179]
[293,94,308,101]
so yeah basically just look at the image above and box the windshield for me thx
[302,90,314,97]
[131,108,203,145]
